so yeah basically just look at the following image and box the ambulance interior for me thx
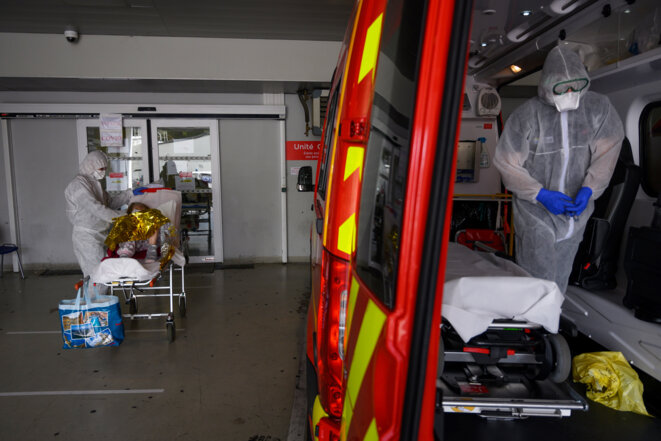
[437,0,661,431]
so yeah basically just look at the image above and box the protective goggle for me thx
[552,78,589,95]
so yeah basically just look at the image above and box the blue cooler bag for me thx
[59,280,124,349]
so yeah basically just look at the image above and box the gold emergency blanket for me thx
[572,351,651,416]
[105,209,176,269]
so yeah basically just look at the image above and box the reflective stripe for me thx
[347,300,386,405]
[341,393,353,441]
[337,213,356,255]
[358,14,384,83]
[364,419,379,441]
[312,395,328,441]
[344,146,365,181]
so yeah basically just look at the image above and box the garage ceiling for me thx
[0,0,355,41]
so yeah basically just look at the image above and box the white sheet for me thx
[443,242,564,342]
[92,258,160,284]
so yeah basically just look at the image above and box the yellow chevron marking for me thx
[358,14,384,83]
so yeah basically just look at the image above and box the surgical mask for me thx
[92,169,106,180]
[552,92,581,112]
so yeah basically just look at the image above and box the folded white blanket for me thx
[443,242,564,342]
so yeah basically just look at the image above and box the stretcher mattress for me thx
[443,242,564,342]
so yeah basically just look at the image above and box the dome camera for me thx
[64,27,79,43]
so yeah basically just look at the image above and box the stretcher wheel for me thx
[166,320,176,342]
[129,297,138,315]
[178,296,187,318]
[548,334,571,383]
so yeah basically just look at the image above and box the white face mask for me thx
[92,169,106,180]
[552,92,581,112]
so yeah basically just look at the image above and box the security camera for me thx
[64,27,79,43]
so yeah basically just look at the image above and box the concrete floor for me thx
[0,264,309,441]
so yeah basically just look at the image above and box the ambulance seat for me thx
[570,138,641,290]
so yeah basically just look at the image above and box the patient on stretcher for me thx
[104,201,172,265]
[116,203,161,263]
[91,190,184,286]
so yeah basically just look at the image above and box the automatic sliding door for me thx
[150,119,222,263]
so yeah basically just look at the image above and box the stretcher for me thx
[90,189,187,342]
[438,243,587,419]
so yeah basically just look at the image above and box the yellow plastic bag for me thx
[572,351,650,416]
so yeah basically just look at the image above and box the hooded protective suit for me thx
[494,45,624,292]
[65,150,132,278]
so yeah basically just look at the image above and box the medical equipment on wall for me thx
[456,140,482,183]
[476,87,501,116]
[478,137,489,168]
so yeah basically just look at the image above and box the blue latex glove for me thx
[536,188,573,215]
[566,187,592,217]
[132,186,147,195]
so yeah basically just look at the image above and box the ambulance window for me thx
[640,102,661,197]
[355,0,425,309]
[317,87,340,201]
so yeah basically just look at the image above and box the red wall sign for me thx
[286,141,321,161]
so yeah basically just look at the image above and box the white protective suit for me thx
[494,45,624,292]
[64,151,132,278]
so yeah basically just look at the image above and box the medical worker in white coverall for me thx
[494,45,624,293]
[65,150,145,279]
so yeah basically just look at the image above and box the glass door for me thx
[76,118,150,193]
[150,119,222,263]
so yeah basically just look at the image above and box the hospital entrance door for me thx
[150,119,222,264]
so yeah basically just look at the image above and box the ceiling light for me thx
[482,9,496,15]
[510,64,522,73]
[623,9,631,13]
[521,10,532,16]
[481,42,488,47]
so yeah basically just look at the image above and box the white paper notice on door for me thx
[106,172,128,191]
[175,172,195,191]
[100,114,125,149]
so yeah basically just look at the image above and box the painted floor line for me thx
[6,329,185,335]
[0,389,165,397]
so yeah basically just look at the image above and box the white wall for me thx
[284,94,319,261]
[0,33,340,83]
[6,119,79,269]
[0,91,263,105]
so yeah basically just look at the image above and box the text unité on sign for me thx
[286,141,322,161]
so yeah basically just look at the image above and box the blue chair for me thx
[0,243,25,279]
